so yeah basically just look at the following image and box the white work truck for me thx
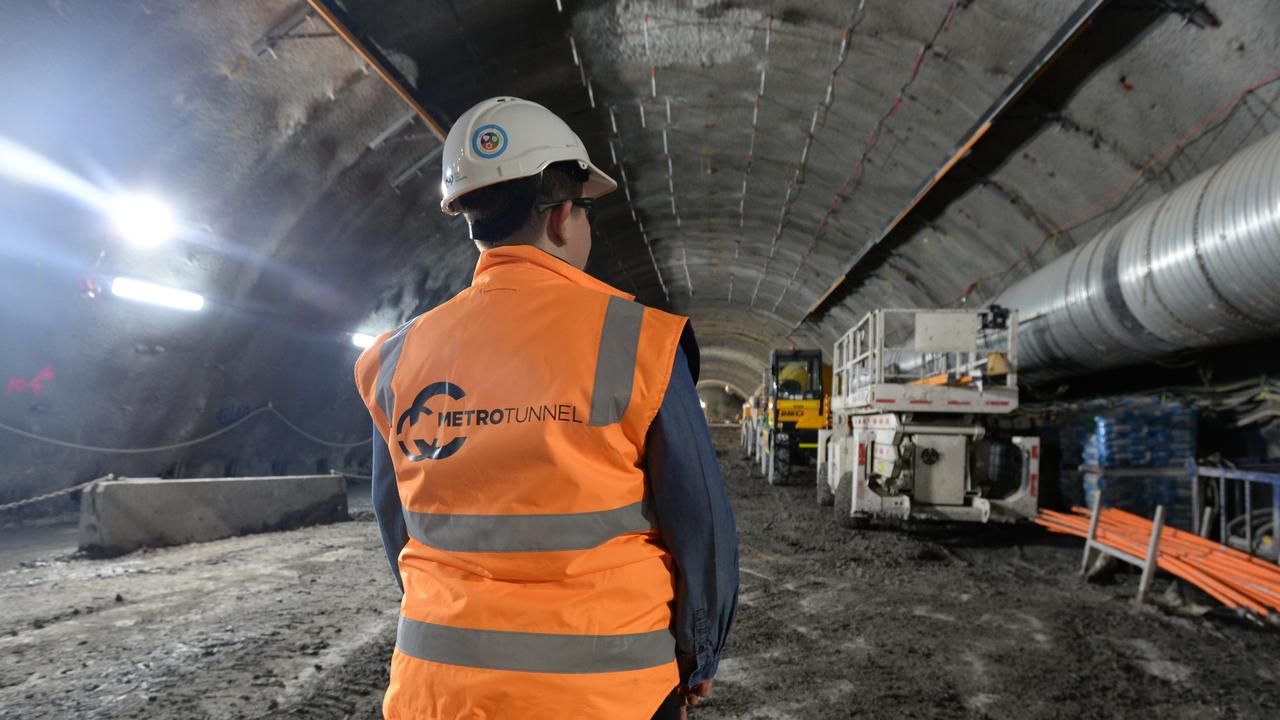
[818,307,1040,527]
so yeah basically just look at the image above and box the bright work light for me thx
[109,194,176,248]
[351,333,376,349]
[110,277,204,312]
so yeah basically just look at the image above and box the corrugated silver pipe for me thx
[993,130,1280,380]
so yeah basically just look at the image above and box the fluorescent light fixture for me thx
[110,277,204,312]
[109,194,176,248]
[351,333,376,349]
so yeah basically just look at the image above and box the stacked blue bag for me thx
[1045,416,1085,509]
[1060,396,1197,529]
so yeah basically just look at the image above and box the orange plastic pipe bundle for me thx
[1036,507,1280,624]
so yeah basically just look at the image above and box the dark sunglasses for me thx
[535,197,595,224]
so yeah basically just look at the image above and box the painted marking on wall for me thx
[6,364,55,397]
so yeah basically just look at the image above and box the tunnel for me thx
[2,1,1280,718]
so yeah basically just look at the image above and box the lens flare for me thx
[110,276,204,312]
[109,194,176,248]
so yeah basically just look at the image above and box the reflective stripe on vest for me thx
[589,296,645,426]
[396,615,675,674]
[375,320,415,425]
[401,500,655,553]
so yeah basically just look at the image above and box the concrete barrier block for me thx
[78,474,348,555]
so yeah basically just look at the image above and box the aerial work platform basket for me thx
[831,307,1020,415]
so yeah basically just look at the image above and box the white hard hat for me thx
[440,97,617,215]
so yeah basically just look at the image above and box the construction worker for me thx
[353,97,739,719]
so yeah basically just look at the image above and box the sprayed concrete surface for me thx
[2,427,1278,718]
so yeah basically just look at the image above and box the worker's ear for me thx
[545,201,571,248]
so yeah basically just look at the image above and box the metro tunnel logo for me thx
[395,381,584,462]
[396,382,469,461]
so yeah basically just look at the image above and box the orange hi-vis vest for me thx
[354,245,688,719]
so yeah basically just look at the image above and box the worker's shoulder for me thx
[613,297,687,361]
[631,298,687,328]
[353,295,454,367]
[354,316,415,373]
[579,286,688,326]
[637,302,686,323]
[404,281,485,328]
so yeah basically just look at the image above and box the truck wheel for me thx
[767,440,791,486]
[833,471,868,528]
[816,462,834,506]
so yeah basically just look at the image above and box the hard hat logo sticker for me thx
[471,124,508,159]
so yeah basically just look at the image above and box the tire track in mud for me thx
[264,618,393,720]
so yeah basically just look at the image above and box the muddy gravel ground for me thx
[2,426,1278,719]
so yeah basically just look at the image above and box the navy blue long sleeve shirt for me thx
[646,346,739,686]
[370,346,739,688]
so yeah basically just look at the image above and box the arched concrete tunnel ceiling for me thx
[319,0,1279,389]
[2,0,1277,472]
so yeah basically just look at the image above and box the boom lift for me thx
[760,349,830,486]
[818,308,1039,526]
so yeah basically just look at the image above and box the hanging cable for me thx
[264,405,371,448]
[935,68,1280,308]
[0,475,112,513]
[0,407,272,454]
[0,402,370,454]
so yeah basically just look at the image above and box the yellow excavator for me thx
[762,348,830,486]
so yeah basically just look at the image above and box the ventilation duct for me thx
[993,130,1280,380]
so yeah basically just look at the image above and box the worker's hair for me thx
[454,161,588,247]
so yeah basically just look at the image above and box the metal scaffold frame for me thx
[1190,462,1280,566]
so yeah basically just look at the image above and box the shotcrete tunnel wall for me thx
[1,1,1278,510]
